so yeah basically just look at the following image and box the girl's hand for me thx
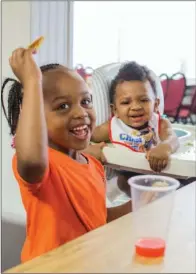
[146,143,171,173]
[9,48,42,88]
[83,142,107,164]
[94,142,107,163]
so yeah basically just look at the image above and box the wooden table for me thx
[5,182,195,273]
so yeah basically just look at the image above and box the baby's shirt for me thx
[109,112,161,152]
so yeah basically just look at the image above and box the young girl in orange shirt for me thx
[1,47,131,263]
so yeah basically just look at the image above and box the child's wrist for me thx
[160,142,172,153]
[23,79,42,90]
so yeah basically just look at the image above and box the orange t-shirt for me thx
[12,148,107,263]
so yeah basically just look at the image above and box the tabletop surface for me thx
[5,182,195,273]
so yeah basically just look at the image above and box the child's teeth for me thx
[73,125,87,131]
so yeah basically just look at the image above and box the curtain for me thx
[30,1,73,67]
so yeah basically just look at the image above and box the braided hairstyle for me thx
[1,63,60,136]
[109,61,157,104]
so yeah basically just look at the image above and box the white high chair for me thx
[92,63,164,125]
[91,63,196,179]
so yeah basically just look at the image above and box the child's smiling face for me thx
[112,80,159,128]
[42,68,96,153]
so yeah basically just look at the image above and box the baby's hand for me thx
[146,143,171,173]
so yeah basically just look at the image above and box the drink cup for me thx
[128,175,180,241]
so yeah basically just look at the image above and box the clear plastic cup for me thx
[128,175,180,242]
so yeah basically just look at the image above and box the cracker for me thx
[28,36,44,50]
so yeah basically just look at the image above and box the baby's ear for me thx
[154,98,160,113]
[110,104,117,117]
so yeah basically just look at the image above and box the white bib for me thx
[109,113,160,152]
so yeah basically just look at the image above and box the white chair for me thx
[91,62,164,179]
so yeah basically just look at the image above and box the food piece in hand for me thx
[28,36,44,50]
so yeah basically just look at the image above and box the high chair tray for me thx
[103,124,196,178]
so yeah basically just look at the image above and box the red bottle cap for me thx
[135,238,166,258]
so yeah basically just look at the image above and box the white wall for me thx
[2,0,30,221]
[2,1,31,271]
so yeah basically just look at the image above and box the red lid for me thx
[135,238,166,258]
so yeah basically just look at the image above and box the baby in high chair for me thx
[91,61,179,195]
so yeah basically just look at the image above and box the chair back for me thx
[159,73,169,99]
[164,72,186,117]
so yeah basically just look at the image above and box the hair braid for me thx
[1,63,60,136]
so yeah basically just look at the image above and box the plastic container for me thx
[128,175,180,267]
[128,175,180,212]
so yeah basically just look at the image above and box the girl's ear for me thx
[154,98,160,113]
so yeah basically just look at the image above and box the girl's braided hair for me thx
[1,63,60,136]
